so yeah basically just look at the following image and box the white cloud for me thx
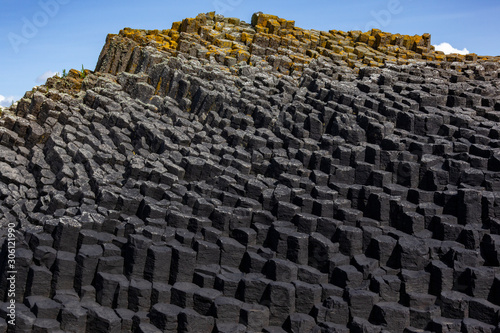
[433,42,469,55]
[35,70,59,84]
[0,95,17,107]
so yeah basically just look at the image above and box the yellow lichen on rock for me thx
[44,67,94,95]
[94,11,497,80]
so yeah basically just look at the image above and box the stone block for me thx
[369,302,411,331]
[169,245,197,284]
[128,278,152,311]
[283,313,317,333]
[150,303,182,331]
[217,237,246,267]
[192,288,222,316]
[177,308,215,333]
[308,232,339,273]
[86,305,121,333]
[333,225,363,257]
[312,296,349,325]
[239,274,270,304]
[171,282,200,309]
[212,296,242,323]
[193,240,220,265]
[293,280,322,314]
[218,303,256,330]
[144,245,172,282]
[347,289,380,320]
[95,272,129,308]
[330,265,363,289]
[265,281,296,326]
[265,258,298,283]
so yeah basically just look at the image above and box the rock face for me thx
[1,11,500,332]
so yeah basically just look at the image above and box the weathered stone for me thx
[1,10,500,333]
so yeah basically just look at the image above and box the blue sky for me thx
[1,0,499,107]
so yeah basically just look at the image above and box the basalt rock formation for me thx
[1,12,500,333]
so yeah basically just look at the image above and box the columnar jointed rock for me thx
[0,10,500,333]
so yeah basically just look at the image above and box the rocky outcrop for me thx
[95,12,496,80]
[0,12,500,333]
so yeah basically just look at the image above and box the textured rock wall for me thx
[0,12,500,333]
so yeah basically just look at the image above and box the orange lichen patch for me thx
[228,17,240,25]
[169,30,180,41]
[119,28,178,52]
[346,59,357,68]
[434,53,446,61]
[205,11,215,20]
[98,11,498,81]
[343,45,355,54]
[401,35,414,50]
[310,36,320,47]
[225,32,238,41]
[422,33,431,45]
[199,26,212,38]
[446,54,466,62]
[306,49,319,59]
[358,32,371,44]
[422,53,435,61]
[268,35,281,48]
[254,25,268,34]
[318,36,328,48]
[251,13,279,28]
[315,47,328,56]
[241,32,254,45]
[347,52,358,60]
[266,19,281,34]
[279,37,292,48]
[349,30,361,41]
[325,40,343,53]
[374,32,390,47]
[291,30,303,39]
[232,49,251,62]
[207,30,222,43]
[353,46,368,57]
[45,68,93,95]
[154,77,162,95]
[465,53,478,62]
[290,54,310,65]
[171,21,181,31]
[231,42,248,51]
[373,55,385,63]
[215,39,233,49]
[412,34,423,47]
[207,44,219,51]
[283,20,295,30]
[214,22,224,32]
